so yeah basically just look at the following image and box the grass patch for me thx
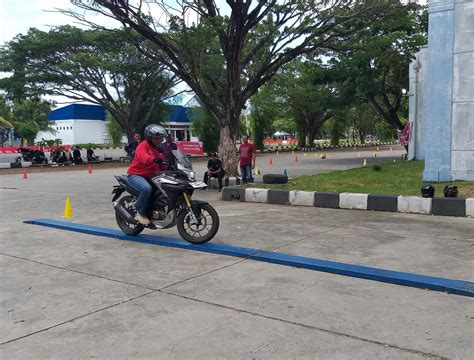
[251,161,474,198]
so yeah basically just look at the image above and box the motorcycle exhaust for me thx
[114,202,138,224]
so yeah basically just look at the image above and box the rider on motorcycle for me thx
[127,124,167,225]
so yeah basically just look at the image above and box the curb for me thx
[0,162,32,169]
[222,187,474,218]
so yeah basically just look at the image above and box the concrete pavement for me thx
[0,155,473,359]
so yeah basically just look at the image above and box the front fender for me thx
[191,200,208,215]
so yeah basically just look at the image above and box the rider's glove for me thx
[153,157,164,164]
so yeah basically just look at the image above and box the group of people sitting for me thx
[30,146,100,165]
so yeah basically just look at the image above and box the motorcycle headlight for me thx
[188,171,196,181]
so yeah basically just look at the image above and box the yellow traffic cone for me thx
[276,150,279,156]
[64,196,73,218]
[363,158,367,166]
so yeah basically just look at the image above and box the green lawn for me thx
[251,161,474,198]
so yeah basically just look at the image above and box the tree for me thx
[275,60,337,146]
[68,0,394,175]
[107,113,125,146]
[9,98,54,145]
[0,26,179,139]
[332,1,427,131]
[189,106,220,153]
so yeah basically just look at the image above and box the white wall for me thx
[36,119,109,145]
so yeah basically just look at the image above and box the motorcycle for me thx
[112,150,219,244]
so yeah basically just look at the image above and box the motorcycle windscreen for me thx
[172,150,192,170]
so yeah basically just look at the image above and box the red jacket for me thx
[127,141,166,177]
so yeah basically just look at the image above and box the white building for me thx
[36,104,109,145]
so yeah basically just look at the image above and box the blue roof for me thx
[166,105,190,123]
[48,104,107,121]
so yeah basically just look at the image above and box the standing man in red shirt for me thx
[127,124,167,225]
[238,134,256,184]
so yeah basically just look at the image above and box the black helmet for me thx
[443,185,458,198]
[144,124,166,147]
[421,183,435,198]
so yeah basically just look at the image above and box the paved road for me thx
[1,150,473,359]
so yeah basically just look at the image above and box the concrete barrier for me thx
[398,196,432,214]
[245,188,268,203]
[289,191,314,206]
[339,193,368,210]
[466,198,474,217]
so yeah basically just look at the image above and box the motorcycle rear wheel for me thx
[177,203,219,244]
[115,195,145,236]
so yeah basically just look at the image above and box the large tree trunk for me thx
[219,124,239,177]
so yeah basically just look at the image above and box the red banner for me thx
[176,141,203,155]
[397,122,411,146]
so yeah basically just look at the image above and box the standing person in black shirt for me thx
[203,153,225,191]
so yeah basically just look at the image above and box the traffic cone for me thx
[327,154,331,159]
[292,150,295,156]
[284,169,288,177]
[255,165,261,176]
[363,158,367,166]
[88,164,92,173]
[64,196,73,218]
[276,150,279,156]
[269,157,273,165]
[22,169,28,179]
[303,153,307,157]
[376,147,379,152]
[313,153,318,158]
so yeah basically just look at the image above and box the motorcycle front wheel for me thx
[177,203,219,244]
[115,195,145,236]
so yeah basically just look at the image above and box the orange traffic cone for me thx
[22,169,28,179]
[269,157,273,165]
[88,164,92,174]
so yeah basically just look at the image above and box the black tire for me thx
[263,174,288,184]
[115,195,145,236]
[177,203,219,244]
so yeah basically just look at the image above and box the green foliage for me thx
[332,1,427,130]
[107,113,125,146]
[188,106,219,153]
[36,138,63,147]
[372,164,382,172]
[0,26,176,138]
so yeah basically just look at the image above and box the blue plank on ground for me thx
[24,218,474,298]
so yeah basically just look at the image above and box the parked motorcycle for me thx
[112,150,219,244]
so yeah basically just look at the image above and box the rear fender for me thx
[111,186,125,202]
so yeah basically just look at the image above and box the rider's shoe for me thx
[135,213,150,225]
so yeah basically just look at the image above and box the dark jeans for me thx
[203,171,224,189]
[127,175,152,216]
[240,164,253,184]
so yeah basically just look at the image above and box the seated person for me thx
[124,132,141,159]
[87,148,99,162]
[203,153,225,191]
[32,148,48,164]
[72,146,83,165]
[57,151,68,164]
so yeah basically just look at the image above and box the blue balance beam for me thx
[24,219,474,298]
